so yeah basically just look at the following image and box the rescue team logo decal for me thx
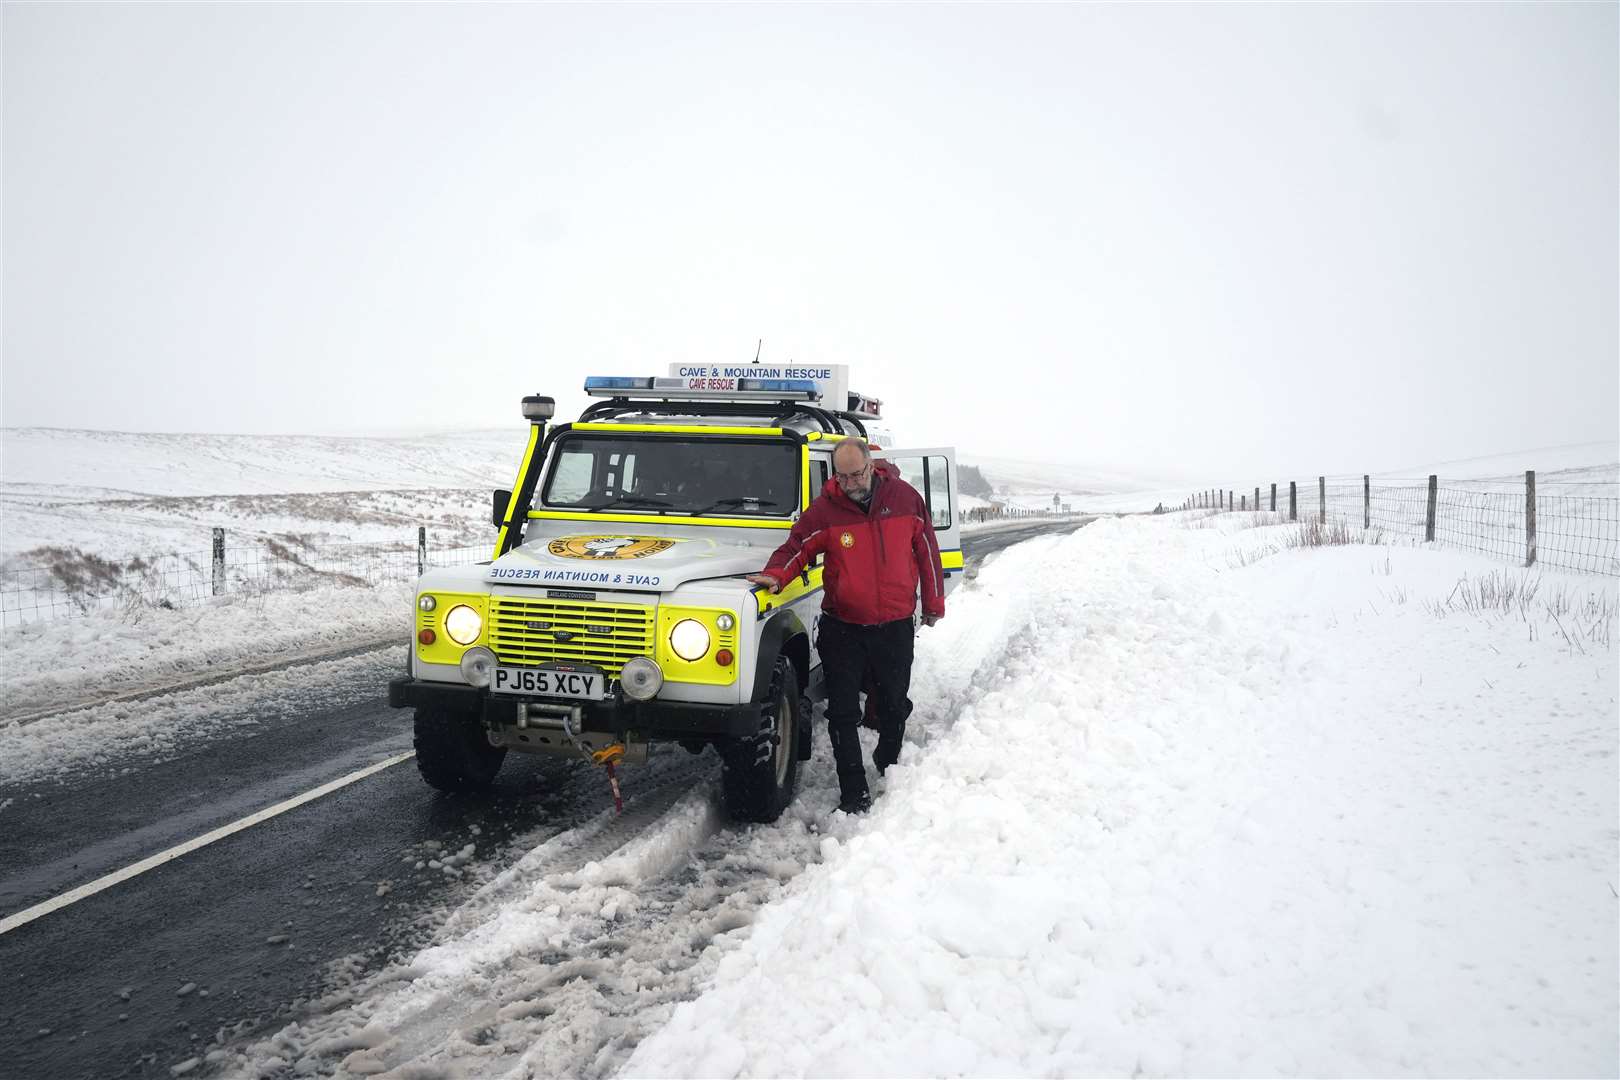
[547,536,677,561]
[840,532,855,548]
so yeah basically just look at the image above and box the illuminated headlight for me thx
[620,657,663,701]
[418,595,437,612]
[669,619,710,661]
[444,604,483,646]
[715,612,735,632]
[459,646,497,688]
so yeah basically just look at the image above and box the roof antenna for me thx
[753,338,762,364]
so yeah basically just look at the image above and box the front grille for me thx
[487,597,654,675]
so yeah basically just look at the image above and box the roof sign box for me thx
[669,364,849,406]
[665,364,882,418]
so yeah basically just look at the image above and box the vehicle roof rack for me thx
[577,396,865,437]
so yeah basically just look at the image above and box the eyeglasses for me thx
[834,463,871,484]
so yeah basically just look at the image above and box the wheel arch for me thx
[752,610,809,704]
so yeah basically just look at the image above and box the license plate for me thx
[491,665,607,699]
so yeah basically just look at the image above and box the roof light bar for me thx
[583,374,821,402]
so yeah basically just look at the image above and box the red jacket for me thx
[759,460,945,624]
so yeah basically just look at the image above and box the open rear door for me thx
[874,446,963,597]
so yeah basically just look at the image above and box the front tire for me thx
[413,705,506,792]
[721,657,802,823]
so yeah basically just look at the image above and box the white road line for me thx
[0,751,415,937]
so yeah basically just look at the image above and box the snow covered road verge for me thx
[628,513,1618,1077]
[0,583,410,727]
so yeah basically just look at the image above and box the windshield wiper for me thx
[580,494,675,512]
[690,496,785,516]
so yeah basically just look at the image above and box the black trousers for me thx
[817,614,915,798]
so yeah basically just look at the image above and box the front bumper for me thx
[387,676,762,739]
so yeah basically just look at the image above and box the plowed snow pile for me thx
[628,513,1617,1077]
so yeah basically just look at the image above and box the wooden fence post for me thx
[1363,475,1370,530]
[1270,483,1276,512]
[212,528,226,596]
[418,526,427,577]
[1254,486,1260,513]
[1289,481,1297,522]
[1525,470,1537,567]
[1318,476,1326,524]
[1425,475,1438,542]
[1241,494,1247,510]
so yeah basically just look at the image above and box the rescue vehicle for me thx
[387,365,962,822]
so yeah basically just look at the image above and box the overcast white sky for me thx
[3,3,1615,481]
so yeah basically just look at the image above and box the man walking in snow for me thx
[746,436,945,814]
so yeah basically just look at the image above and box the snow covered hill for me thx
[0,427,526,498]
[1381,440,1618,481]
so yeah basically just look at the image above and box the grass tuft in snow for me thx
[1421,569,1617,653]
[1286,518,1384,549]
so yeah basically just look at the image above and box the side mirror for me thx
[493,489,512,528]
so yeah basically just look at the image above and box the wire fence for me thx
[8,474,1612,629]
[1184,471,1620,577]
[0,531,491,630]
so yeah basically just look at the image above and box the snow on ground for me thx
[4,498,1615,1075]
[0,582,410,730]
[153,514,1615,1077]
[628,514,1617,1078]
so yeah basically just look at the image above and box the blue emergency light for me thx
[738,378,818,394]
[583,376,654,391]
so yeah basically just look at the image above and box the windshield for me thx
[541,434,799,517]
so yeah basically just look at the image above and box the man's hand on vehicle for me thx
[745,573,782,593]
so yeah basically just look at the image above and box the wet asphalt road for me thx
[0,518,1089,1079]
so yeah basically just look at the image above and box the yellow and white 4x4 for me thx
[387,365,962,822]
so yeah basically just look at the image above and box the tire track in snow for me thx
[219,532,1076,1079]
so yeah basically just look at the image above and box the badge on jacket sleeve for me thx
[840,531,855,548]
